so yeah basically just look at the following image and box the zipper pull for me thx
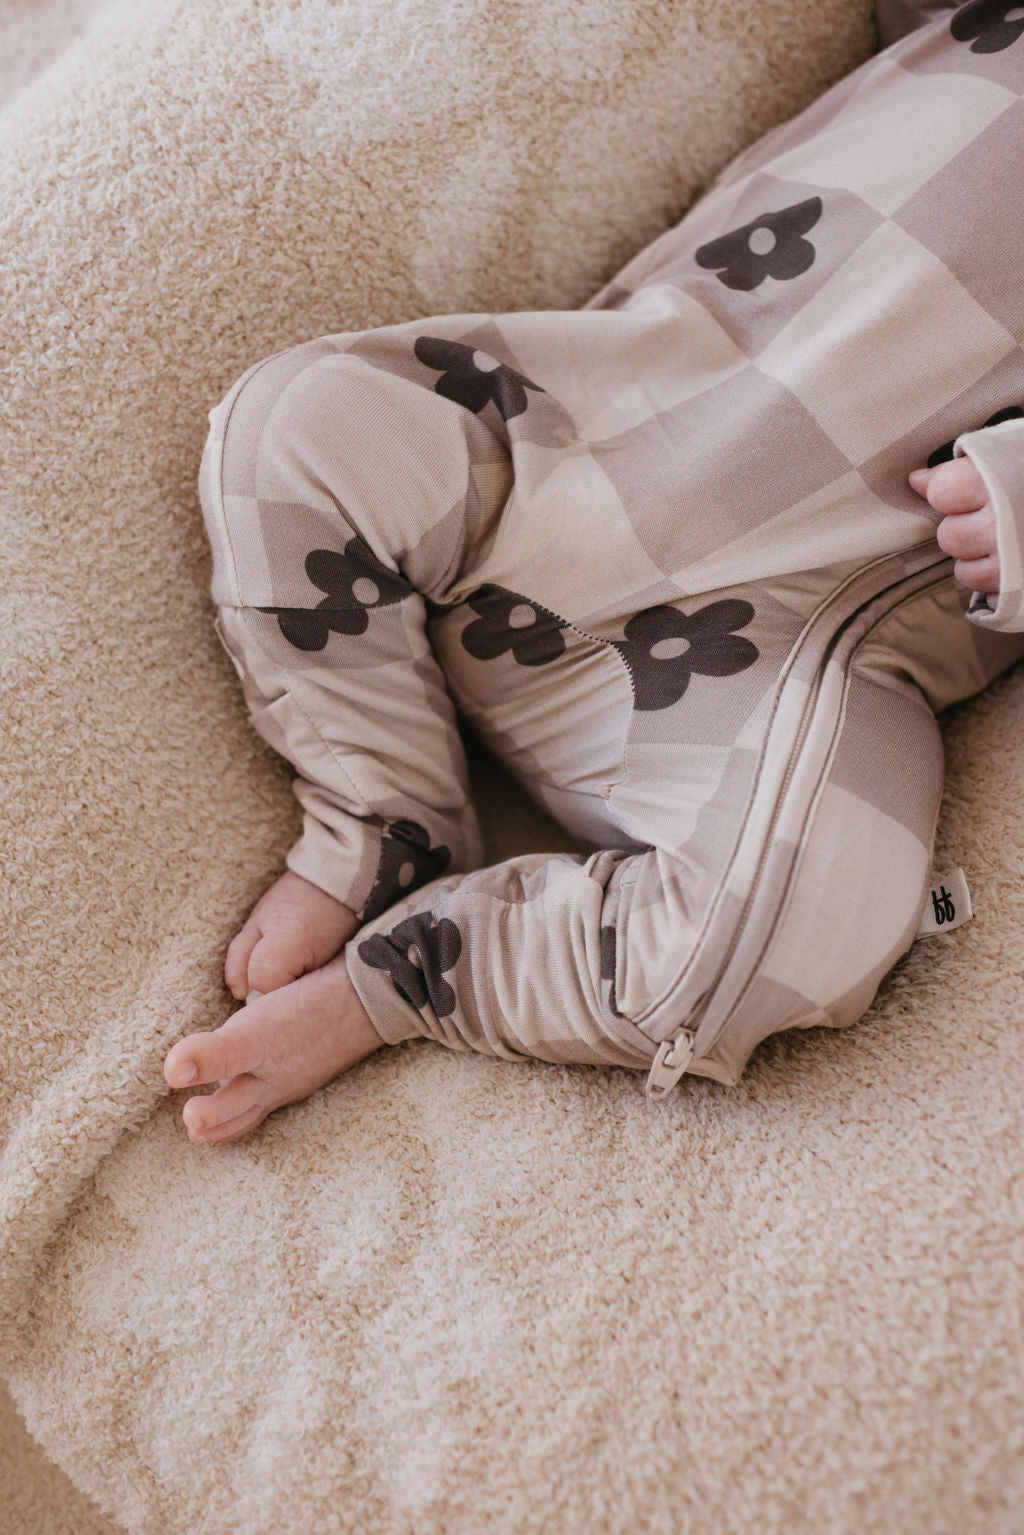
[645,1028,695,1102]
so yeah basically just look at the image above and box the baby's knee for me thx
[204,337,345,509]
[198,339,346,609]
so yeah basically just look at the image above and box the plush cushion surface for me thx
[5,2,1024,1532]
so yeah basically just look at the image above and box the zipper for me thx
[646,1025,697,1101]
[643,547,951,1102]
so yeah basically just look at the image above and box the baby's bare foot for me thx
[163,953,383,1144]
[226,870,358,1000]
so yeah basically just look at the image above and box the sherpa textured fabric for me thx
[4,2,1024,1533]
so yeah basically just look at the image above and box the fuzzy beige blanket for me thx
[3,2,1023,1531]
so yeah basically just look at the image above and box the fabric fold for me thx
[956,418,1024,633]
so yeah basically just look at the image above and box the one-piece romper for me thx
[200,2,1024,1092]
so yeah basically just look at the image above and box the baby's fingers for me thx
[935,503,997,563]
[950,554,1001,596]
[909,458,988,516]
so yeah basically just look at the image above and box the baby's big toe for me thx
[163,1047,199,1089]
[164,1011,264,1091]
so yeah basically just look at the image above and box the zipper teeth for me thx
[689,554,951,1057]
[700,664,827,1009]
[643,542,945,1027]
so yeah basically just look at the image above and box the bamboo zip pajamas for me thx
[201,4,1024,1087]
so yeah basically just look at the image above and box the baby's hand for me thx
[225,869,359,1000]
[908,459,1000,597]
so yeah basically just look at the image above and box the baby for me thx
[165,0,1024,1142]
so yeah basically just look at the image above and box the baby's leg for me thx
[166,332,513,1139]
[342,592,951,1091]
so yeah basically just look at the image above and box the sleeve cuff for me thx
[343,879,460,1047]
[285,814,379,916]
[345,940,430,1046]
[955,419,1024,633]
[286,806,465,924]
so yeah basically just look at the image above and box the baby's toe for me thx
[164,1010,265,1091]
[182,1078,270,1143]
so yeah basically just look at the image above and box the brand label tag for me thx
[917,868,973,938]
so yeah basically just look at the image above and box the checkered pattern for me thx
[201,5,1024,1087]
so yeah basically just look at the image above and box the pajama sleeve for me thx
[955,418,1024,634]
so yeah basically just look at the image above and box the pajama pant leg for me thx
[203,334,500,923]
[203,330,703,1072]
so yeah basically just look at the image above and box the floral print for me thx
[951,0,1024,52]
[695,198,823,292]
[363,820,451,923]
[460,585,568,667]
[414,337,544,420]
[264,536,411,651]
[357,912,463,1017]
[615,600,758,710]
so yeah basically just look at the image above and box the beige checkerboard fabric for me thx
[202,4,1024,1086]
